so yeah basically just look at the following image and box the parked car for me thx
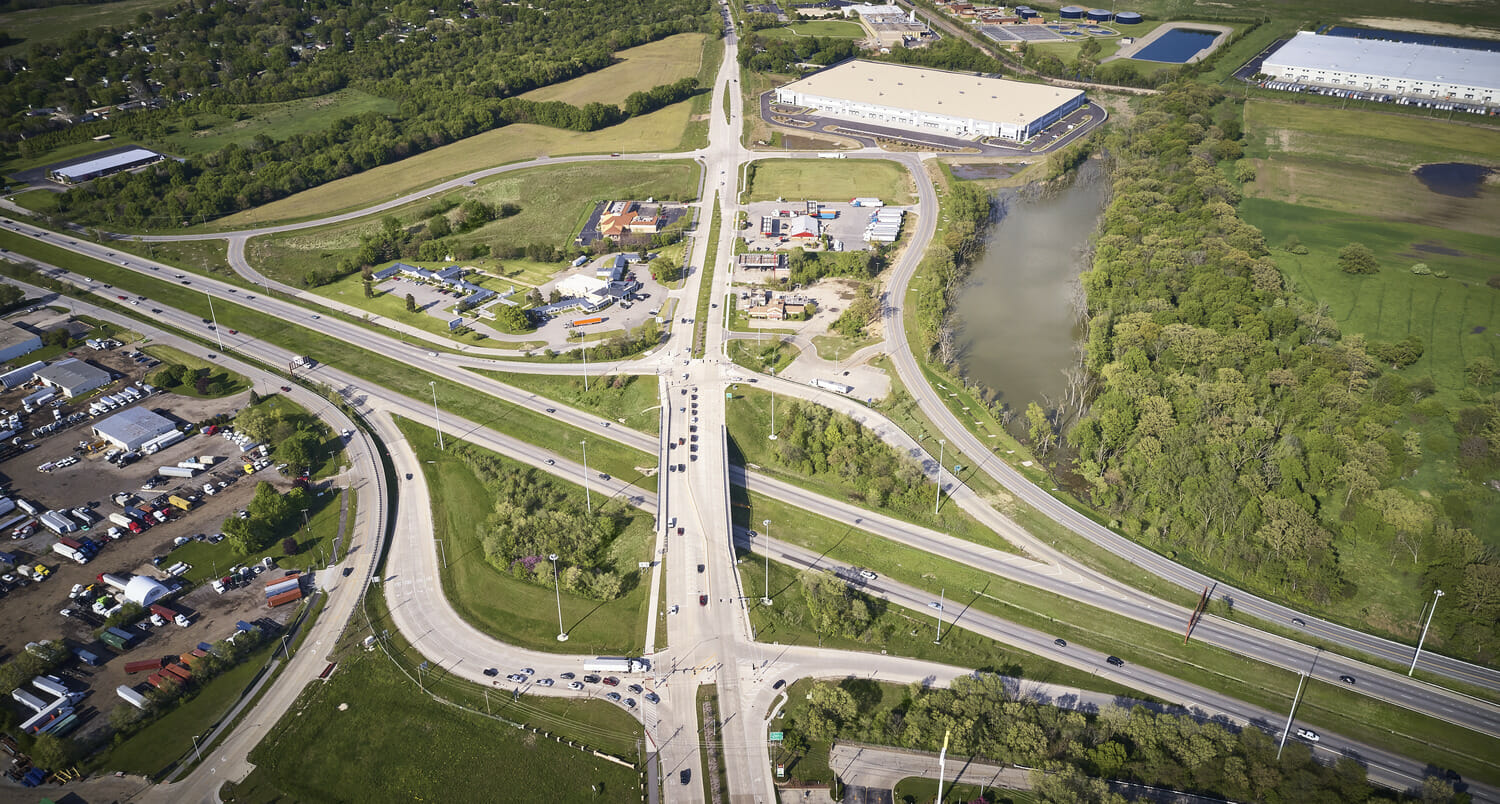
[583,674,601,684]
[506,673,528,683]
[602,677,619,687]
[483,668,499,677]
[605,692,622,702]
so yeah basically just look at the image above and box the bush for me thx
[1339,242,1380,274]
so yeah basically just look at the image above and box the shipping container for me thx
[125,658,165,674]
[145,674,167,689]
[149,603,176,620]
[850,197,884,207]
[31,675,71,700]
[117,685,149,710]
[101,626,136,651]
[162,663,191,683]
[0,513,27,533]
[167,495,195,511]
[267,588,303,607]
[11,687,49,713]
[264,578,300,598]
[20,699,70,734]
[74,647,102,666]
[158,465,198,479]
[568,317,604,327]
[41,712,79,737]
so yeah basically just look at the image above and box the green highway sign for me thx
[768,731,783,741]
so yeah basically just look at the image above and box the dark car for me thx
[545,408,555,413]
[583,674,601,684]
[1054,638,1067,648]
[676,527,684,536]
[697,564,705,573]
[1106,656,1124,667]
[342,566,353,577]
[680,769,691,785]
[280,386,292,392]
[699,594,708,606]
[628,684,643,694]
[483,668,499,677]
[1340,675,1356,685]
[772,679,786,690]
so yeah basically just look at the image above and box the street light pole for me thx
[206,292,225,352]
[550,553,568,642]
[1409,589,1445,676]
[934,439,946,515]
[429,381,444,451]
[1276,671,1308,760]
[768,367,777,440]
[582,339,590,393]
[761,519,772,605]
[192,734,203,764]
[580,439,592,515]
[933,588,944,644]
[436,538,447,570]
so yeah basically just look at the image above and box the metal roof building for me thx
[0,322,42,364]
[48,147,165,184]
[34,358,111,398]
[91,407,176,450]
[775,60,1085,141]
[1263,32,1500,105]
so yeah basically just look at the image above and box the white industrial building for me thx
[34,358,111,398]
[1262,32,1500,106]
[91,406,176,450]
[775,60,1086,141]
[0,323,42,364]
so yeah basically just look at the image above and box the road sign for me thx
[768,731,783,742]
[776,763,785,778]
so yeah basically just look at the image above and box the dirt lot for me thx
[0,351,300,744]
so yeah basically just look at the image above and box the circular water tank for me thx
[1015,5,1036,17]
[1115,10,1143,24]
[1087,8,1112,21]
[1059,5,1085,19]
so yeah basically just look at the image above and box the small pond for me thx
[1413,163,1494,198]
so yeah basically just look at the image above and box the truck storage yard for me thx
[0,326,317,749]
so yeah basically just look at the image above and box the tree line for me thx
[787,675,1415,802]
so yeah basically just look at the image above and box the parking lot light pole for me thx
[550,553,568,642]
[429,381,444,450]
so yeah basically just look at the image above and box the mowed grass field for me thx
[230,650,641,803]
[744,158,915,204]
[214,103,702,228]
[0,0,182,56]
[757,19,866,39]
[155,89,399,157]
[247,159,699,285]
[520,33,711,104]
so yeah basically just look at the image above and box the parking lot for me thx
[0,333,307,744]
[738,201,912,253]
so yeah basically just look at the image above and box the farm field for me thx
[744,158,915,204]
[246,160,700,287]
[520,33,711,105]
[214,102,702,229]
[397,417,655,656]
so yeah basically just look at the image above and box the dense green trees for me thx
[456,445,630,600]
[1060,81,1499,659]
[737,32,858,73]
[791,676,1391,802]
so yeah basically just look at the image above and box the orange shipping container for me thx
[163,664,191,683]
[267,588,304,607]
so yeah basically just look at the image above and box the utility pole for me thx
[768,366,777,440]
[1276,671,1308,760]
[934,439,946,515]
[550,553,568,642]
[429,381,444,450]
[1409,589,1444,676]
[936,729,950,804]
[582,339,590,392]
[580,439,592,515]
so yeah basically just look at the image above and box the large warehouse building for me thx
[48,147,165,184]
[0,322,42,364]
[775,60,1085,141]
[91,407,177,450]
[1263,32,1500,106]
[35,358,111,398]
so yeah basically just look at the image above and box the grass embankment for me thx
[226,649,641,802]
[0,230,657,485]
[95,639,279,777]
[727,338,799,375]
[472,369,663,435]
[682,32,727,152]
[693,198,722,358]
[697,684,728,801]
[744,158,915,205]
[737,487,1500,785]
[249,159,700,287]
[396,416,654,655]
[142,344,251,398]
[724,387,1008,551]
[521,33,711,105]
[893,777,1036,804]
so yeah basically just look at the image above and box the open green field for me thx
[1244,99,1500,170]
[893,778,1036,804]
[248,159,699,286]
[745,158,915,204]
[474,370,663,435]
[214,104,704,229]
[727,336,799,374]
[0,0,183,56]
[154,90,400,157]
[398,417,654,655]
[521,33,711,105]
[758,19,865,39]
[228,650,641,802]
[96,639,279,777]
